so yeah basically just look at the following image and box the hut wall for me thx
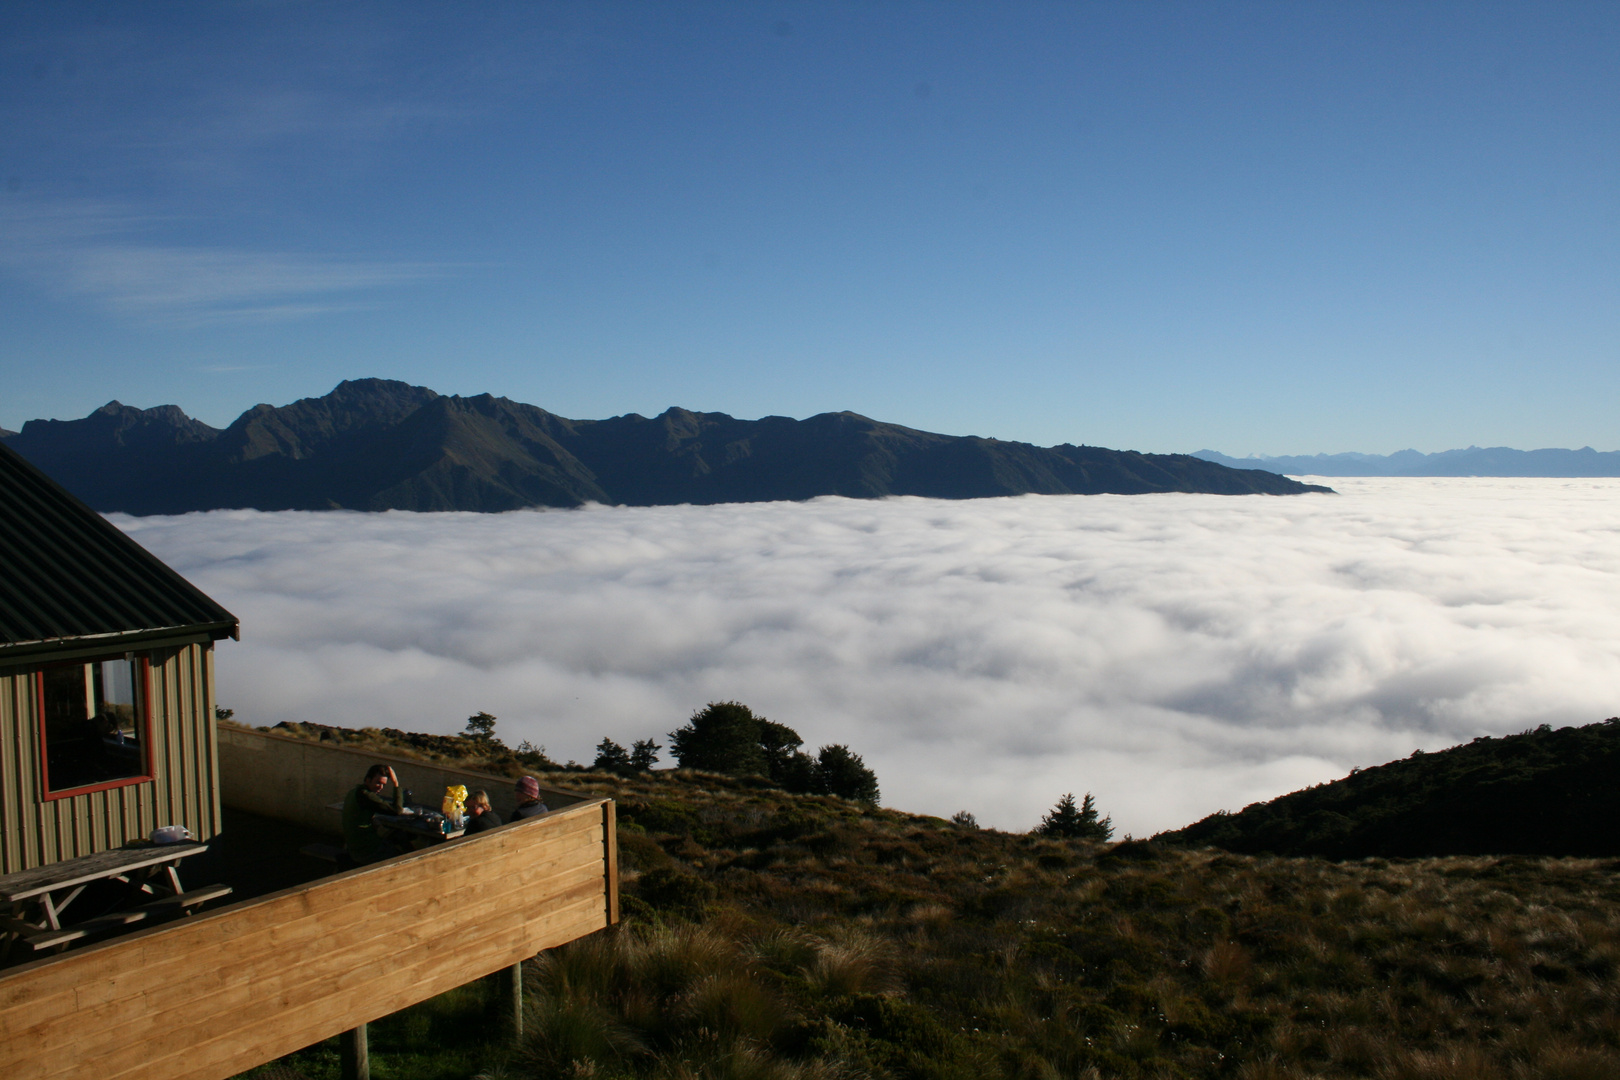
[218,725,583,834]
[0,640,220,876]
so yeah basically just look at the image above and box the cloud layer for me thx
[119,478,1620,835]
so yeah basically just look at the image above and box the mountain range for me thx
[1194,446,1620,477]
[2,379,1327,514]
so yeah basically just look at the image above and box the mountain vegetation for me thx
[5,378,1329,514]
[666,701,880,803]
[242,716,1620,1080]
[1157,719,1620,859]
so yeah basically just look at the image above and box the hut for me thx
[0,441,237,874]
[0,444,618,1080]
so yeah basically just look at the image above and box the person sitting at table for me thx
[462,789,503,835]
[342,763,405,864]
[511,776,549,820]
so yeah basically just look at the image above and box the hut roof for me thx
[0,442,237,657]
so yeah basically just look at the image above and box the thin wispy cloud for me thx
[0,199,447,324]
[195,363,273,375]
[120,479,1620,835]
[3,13,505,160]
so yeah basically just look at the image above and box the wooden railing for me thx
[0,797,617,1080]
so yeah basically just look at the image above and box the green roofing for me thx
[0,441,237,656]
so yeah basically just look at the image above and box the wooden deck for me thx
[0,797,618,1080]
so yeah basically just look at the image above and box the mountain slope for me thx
[1157,718,1620,858]
[1,402,223,514]
[9,379,1332,513]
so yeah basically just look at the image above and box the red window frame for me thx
[35,654,156,800]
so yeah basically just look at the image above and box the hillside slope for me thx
[252,720,1620,1080]
[8,379,1330,513]
[1158,718,1620,858]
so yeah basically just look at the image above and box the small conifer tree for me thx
[1036,792,1113,840]
[593,738,632,773]
[629,738,662,771]
[463,711,499,744]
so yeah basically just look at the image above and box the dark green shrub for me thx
[813,744,880,803]
[759,720,805,777]
[668,701,770,776]
[775,750,820,794]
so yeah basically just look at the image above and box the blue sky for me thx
[3,2,1616,454]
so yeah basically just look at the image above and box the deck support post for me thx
[502,960,524,1040]
[341,1022,369,1080]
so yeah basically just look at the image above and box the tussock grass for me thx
[574,767,1620,1080]
[252,725,1620,1079]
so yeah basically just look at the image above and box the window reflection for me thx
[41,657,147,792]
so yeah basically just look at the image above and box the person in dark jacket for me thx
[342,763,405,864]
[511,775,548,820]
[463,789,503,835]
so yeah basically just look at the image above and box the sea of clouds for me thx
[118,478,1620,835]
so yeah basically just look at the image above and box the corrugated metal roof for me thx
[0,442,237,654]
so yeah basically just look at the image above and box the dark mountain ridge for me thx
[7,378,1330,514]
[1158,717,1620,858]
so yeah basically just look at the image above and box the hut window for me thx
[38,655,151,795]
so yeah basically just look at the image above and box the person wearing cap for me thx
[463,789,503,835]
[342,763,405,864]
[512,776,549,820]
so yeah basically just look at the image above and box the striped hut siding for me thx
[1,670,30,875]
[0,641,220,876]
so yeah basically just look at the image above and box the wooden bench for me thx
[23,884,234,949]
[299,843,346,864]
[1,841,217,958]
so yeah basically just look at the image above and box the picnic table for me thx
[299,803,464,867]
[0,841,232,956]
[374,810,464,847]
